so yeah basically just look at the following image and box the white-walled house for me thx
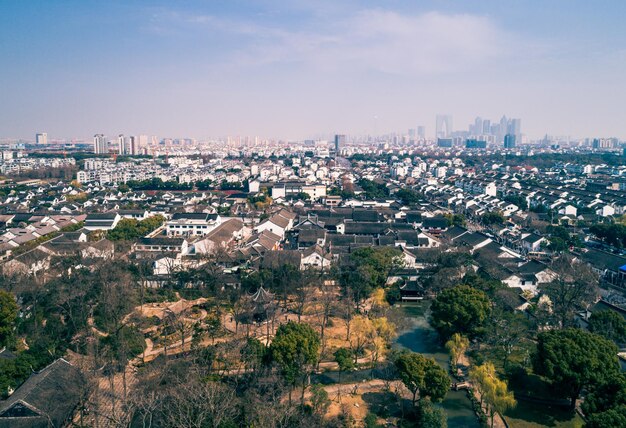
[84,212,121,231]
[166,213,221,236]
[300,245,332,270]
[596,205,615,217]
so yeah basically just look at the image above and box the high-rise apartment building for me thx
[508,119,521,140]
[592,138,618,149]
[499,116,508,142]
[473,117,483,136]
[36,133,47,145]
[482,120,491,135]
[417,126,425,139]
[129,136,140,155]
[334,134,346,154]
[504,134,516,149]
[93,134,107,154]
[117,134,126,155]
[138,135,148,153]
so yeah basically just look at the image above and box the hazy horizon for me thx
[1,1,625,141]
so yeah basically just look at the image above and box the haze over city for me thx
[2,0,626,141]
[2,2,626,428]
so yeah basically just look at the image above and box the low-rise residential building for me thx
[166,213,221,236]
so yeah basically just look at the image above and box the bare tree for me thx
[162,377,238,428]
[540,255,599,328]
[315,280,338,362]
[340,291,355,341]
[293,268,316,322]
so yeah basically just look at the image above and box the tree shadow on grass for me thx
[505,399,581,427]
[361,391,406,419]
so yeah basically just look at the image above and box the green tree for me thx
[241,337,265,373]
[503,194,528,211]
[589,223,626,248]
[309,383,331,416]
[334,347,355,380]
[444,213,466,227]
[0,290,18,348]
[205,312,222,345]
[338,247,402,310]
[582,373,626,416]
[395,352,449,405]
[349,246,403,288]
[585,405,626,428]
[107,215,165,241]
[396,188,421,205]
[333,347,355,401]
[548,237,569,253]
[533,328,620,408]
[588,310,626,345]
[270,321,320,404]
[481,211,505,225]
[547,225,582,248]
[416,398,448,428]
[364,413,382,428]
[358,178,389,199]
[431,285,491,340]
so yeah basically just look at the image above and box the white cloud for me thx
[205,10,518,75]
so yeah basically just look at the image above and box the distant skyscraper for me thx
[117,134,125,155]
[138,135,148,153]
[592,138,617,149]
[504,134,516,149]
[436,114,453,138]
[334,134,346,154]
[129,136,140,155]
[417,126,425,138]
[36,132,47,145]
[482,120,491,135]
[473,117,483,136]
[499,115,508,142]
[93,134,107,154]
[508,118,521,139]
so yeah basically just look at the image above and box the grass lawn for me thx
[504,400,584,428]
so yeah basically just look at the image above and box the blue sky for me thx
[1,0,625,140]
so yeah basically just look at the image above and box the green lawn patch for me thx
[504,400,584,428]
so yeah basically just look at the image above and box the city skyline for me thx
[1,1,626,140]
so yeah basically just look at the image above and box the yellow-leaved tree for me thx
[445,333,469,370]
[470,362,516,428]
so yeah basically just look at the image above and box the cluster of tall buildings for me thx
[407,126,426,139]
[93,134,148,155]
[432,114,521,147]
[591,138,620,149]
[468,115,521,144]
